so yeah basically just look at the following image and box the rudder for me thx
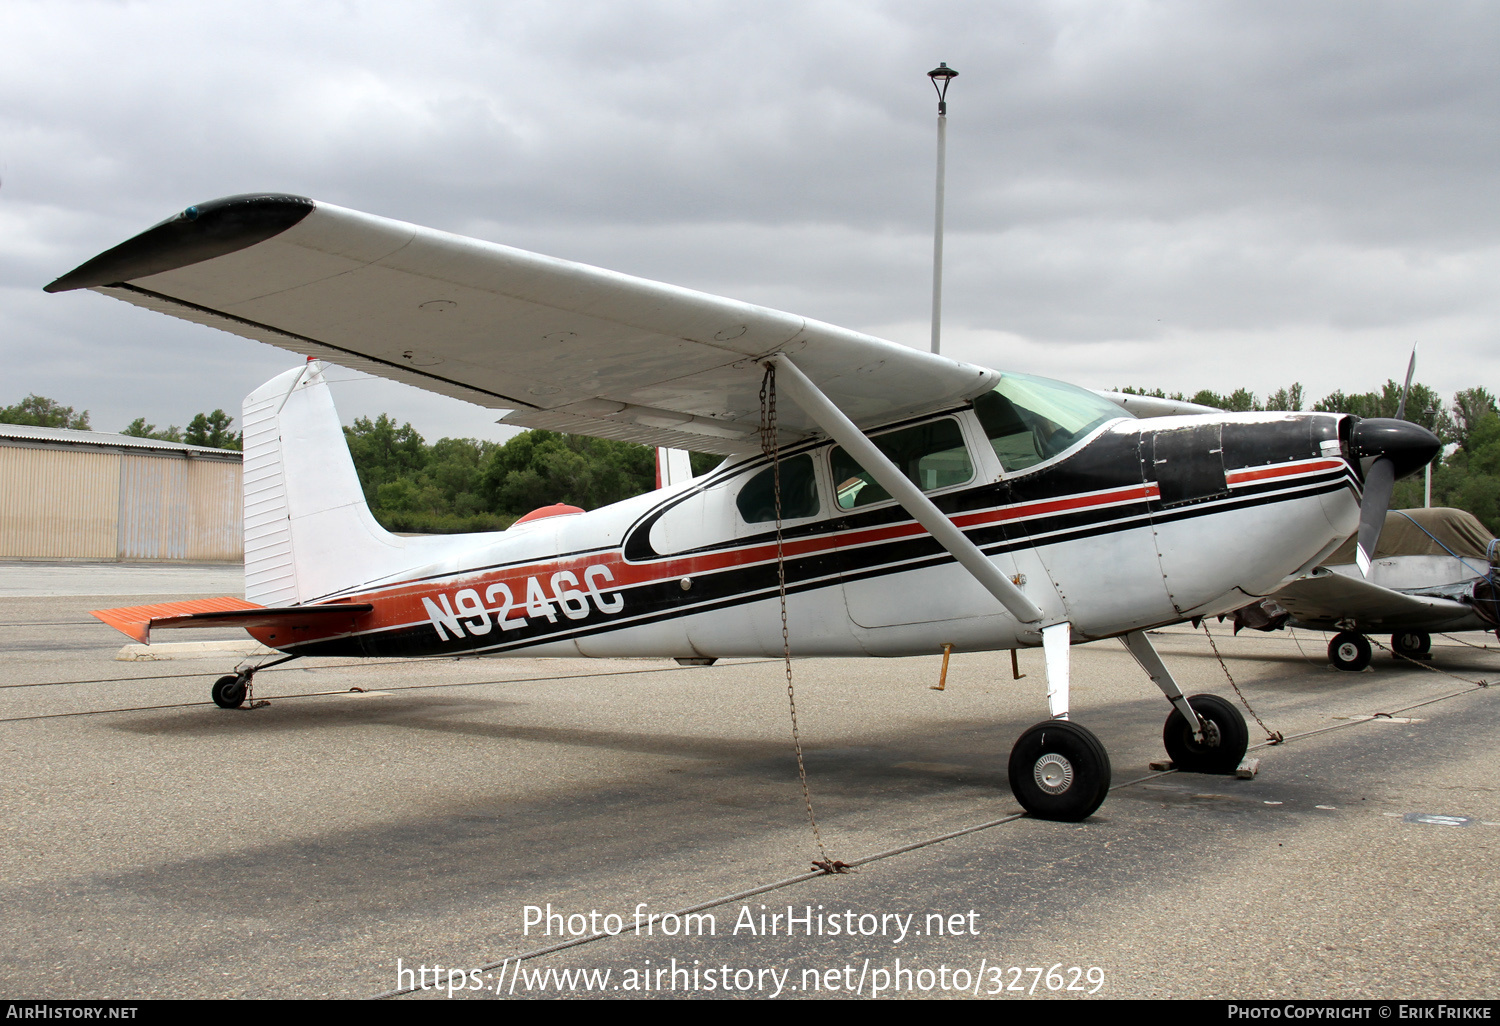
[241,361,420,604]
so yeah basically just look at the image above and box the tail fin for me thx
[241,362,419,604]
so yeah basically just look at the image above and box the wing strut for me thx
[767,354,1045,626]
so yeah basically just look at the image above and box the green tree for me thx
[1185,388,1257,411]
[343,415,430,505]
[481,430,654,515]
[1314,381,1453,439]
[1263,383,1304,412]
[121,418,183,442]
[184,410,242,450]
[1451,387,1497,452]
[1419,412,1500,532]
[1,395,89,429]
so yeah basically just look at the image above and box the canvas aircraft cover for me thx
[1262,508,1496,631]
[48,193,1001,455]
[1323,507,1493,565]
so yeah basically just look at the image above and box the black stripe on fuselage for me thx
[286,452,1355,659]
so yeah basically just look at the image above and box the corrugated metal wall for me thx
[0,447,121,558]
[117,455,242,561]
[0,444,241,561]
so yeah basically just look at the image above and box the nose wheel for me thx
[1008,719,1112,821]
[1162,692,1248,774]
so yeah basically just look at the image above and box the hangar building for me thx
[0,425,242,562]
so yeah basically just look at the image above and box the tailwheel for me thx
[1327,631,1372,671]
[1391,630,1431,659]
[1008,719,1111,821]
[1163,693,1248,774]
[211,674,248,709]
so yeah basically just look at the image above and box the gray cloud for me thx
[3,0,1498,438]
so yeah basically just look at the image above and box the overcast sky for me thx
[3,1,1497,440]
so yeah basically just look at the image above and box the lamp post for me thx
[928,62,958,355]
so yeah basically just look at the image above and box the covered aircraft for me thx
[49,193,1441,821]
[1235,507,1500,670]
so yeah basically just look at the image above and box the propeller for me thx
[1395,343,1416,421]
[1354,452,1396,577]
[1351,345,1436,577]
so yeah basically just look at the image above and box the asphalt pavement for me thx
[0,562,1496,1000]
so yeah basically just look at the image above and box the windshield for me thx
[973,373,1128,472]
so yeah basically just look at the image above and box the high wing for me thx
[1269,567,1477,631]
[47,193,999,455]
[1093,390,1222,418]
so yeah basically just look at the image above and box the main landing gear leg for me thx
[1121,630,1248,774]
[1008,622,1112,822]
[210,653,300,709]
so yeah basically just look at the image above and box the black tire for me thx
[1008,719,1111,821]
[1327,631,1372,671]
[212,674,246,709]
[1163,693,1248,774]
[1391,630,1431,658]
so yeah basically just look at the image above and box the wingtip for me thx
[46,193,315,294]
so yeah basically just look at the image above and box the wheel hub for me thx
[1033,753,1074,795]
[1337,642,1360,662]
[1199,718,1221,748]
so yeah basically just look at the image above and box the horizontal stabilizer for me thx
[91,597,372,645]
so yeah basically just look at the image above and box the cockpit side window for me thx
[830,418,973,510]
[736,454,820,524]
[973,391,1042,471]
[974,373,1128,473]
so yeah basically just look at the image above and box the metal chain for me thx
[759,364,845,874]
[1200,621,1283,743]
[1437,632,1500,653]
[1368,634,1491,687]
[1286,626,1325,667]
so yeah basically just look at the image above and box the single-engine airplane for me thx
[1233,506,1500,669]
[49,193,1441,821]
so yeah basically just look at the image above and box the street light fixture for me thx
[928,61,958,115]
[927,63,958,355]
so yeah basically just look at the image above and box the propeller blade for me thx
[1355,456,1396,577]
[1395,343,1417,421]
[1348,417,1440,577]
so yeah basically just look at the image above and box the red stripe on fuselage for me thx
[263,460,1345,648]
[1226,457,1346,485]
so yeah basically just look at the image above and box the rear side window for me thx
[830,419,973,510]
[736,455,820,523]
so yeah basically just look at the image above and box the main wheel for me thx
[1391,630,1431,658]
[211,674,246,709]
[1327,631,1372,671]
[1008,719,1111,821]
[1163,693,1248,774]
